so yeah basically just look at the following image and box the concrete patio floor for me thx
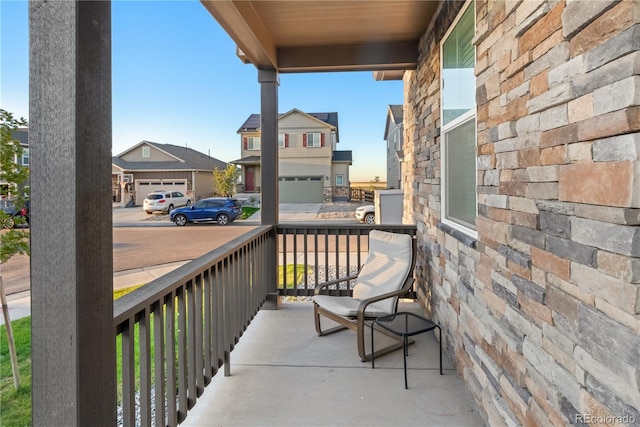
[183,300,485,427]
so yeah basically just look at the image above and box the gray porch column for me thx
[259,68,279,225]
[258,68,281,309]
[30,1,115,425]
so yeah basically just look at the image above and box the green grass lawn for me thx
[0,316,32,427]
[240,206,259,219]
[279,264,310,288]
[0,286,145,426]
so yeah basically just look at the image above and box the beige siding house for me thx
[233,108,353,202]
[384,105,404,189]
[112,140,229,205]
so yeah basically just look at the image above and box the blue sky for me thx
[1,0,403,182]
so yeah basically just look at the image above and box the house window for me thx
[306,133,322,148]
[278,134,288,148]
[335,174,344,187]
[247,137,260,150]
[22,148,29,166]
[142,146,150,157]
[441,0,477,234]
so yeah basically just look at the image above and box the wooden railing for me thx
[277,224,417,297]
[349,187,375,202]
[113,226,274,427]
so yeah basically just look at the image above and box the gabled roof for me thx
[384,105,404,139]
[229,155,261,165]
[389,105,403,124]
[112,141,228,172]
[12,128,28,146]
[237,109,340,141]
[332,150,352,164]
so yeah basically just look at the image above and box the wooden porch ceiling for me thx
[200,1,440,78]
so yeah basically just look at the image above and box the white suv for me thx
[143,191,191,214]
[355,205,375,224]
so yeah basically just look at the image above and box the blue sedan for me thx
[169,198,242,226]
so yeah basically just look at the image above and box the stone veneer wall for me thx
[403,0,640,425]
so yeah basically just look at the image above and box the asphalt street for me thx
[1,208,259,295]
[1,203,360,296]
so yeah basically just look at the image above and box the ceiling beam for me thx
[277,42,418,73]
[200,0,277,68]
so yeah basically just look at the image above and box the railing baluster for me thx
[195,274,204,396]
[214,262,223,373]
[324,230,329,287]
[153,301,165,427]
[165,291,177,427]
[187,280,197,409]
[357,230,362,271]
[346,229,351,278]
[177,286,187,422]
[313,231,319,289]
[281,229,287,292]
[223,257,231,377]
[334,231,340,295]
[121,319,135,427]
[303,228,308,293]
[203,269,213,382]
[139,308,152,426]
[292,229,298,297]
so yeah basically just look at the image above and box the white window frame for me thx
[142,146,150,158]
[22,148,29,166]
[247,136,260,151]
[440,0,477,238]
[335,174,344,187]
[278,134,285,148]
[306,133,321,148]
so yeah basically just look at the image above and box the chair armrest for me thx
[356,278,415,319]
[314,274,359,295]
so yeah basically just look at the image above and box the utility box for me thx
[374,189,404,224]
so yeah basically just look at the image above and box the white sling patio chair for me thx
[312,229,416,362]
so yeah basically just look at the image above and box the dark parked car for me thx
[169,197,241,226]
[0,199,30,229]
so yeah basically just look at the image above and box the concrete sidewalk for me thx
[1,261,189,325]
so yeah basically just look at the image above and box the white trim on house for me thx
[439,0,478,239]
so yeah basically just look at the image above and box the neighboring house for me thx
[384,105,403,189]
[112,141,229,205]
[0,127,29,199]
[232,108,353,203]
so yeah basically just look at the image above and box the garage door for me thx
[278,176,324,203]
[135,180,188,205]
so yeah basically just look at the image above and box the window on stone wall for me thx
[441,0,477,234]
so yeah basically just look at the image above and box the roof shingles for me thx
[113,141,228,171]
